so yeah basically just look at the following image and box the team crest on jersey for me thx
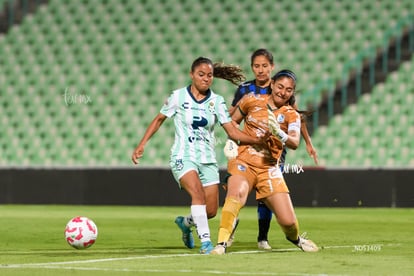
[237,164,246,172]
[277,114,285,123]
[175,159,184,171]
[208,101,215,113]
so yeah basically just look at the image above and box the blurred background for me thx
[0,0,413,169]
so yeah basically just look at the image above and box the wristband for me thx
[278,130,288,143]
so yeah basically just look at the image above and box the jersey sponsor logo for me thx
[182,102,189,109]
[191,116,208,129]
[182,102,207,112]
[188,134,210,143]
[188,116,210,143]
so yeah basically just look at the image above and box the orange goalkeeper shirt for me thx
[237,93,301,167]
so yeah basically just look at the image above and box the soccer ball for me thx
[64,216,98,249]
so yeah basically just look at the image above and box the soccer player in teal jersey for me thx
[132,57,266,254]
[161,86,230,164]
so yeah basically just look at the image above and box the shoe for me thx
[227,218,240,247]
[174,216,195,249]
[210,243,226,255]
[199,241,214,254]
[257,240,272,250]
[297,232,319,252]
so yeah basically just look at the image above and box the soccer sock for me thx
[257,202,272,241]
[184,214,194,227]
[282,221,300,244]
[218,197,242,244]
[190,205,210,243]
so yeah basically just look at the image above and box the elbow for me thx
[287,139,300,150]
[290,143,299,150]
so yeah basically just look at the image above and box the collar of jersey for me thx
[187,85,211,104]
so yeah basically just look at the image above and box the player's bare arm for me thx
[132,113,167,164]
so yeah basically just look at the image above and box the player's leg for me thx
[257,201,272,250]
[226,216,239,247]
[200,163,221,219]
[211,174,250,255]
[204,184,219,218]
[264,192,318,252]
[178,169,215,253]
[171,162,197,249]
[220,182,239,248]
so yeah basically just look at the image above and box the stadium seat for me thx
[1,0,413,167]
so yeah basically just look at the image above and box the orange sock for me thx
[217,197,242,243]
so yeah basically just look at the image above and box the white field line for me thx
[0,243,400,273]
[1,265,332,276]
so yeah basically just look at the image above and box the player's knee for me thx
[278,217,297,228]
[205,204,218,219]
[207,209,217,219]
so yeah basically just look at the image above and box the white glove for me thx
[223,139,239,159]
[268,109,288,143]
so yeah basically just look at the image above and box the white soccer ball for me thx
[64,216,98,249]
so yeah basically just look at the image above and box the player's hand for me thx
[267,109,288,143]
[131,147,144,164]
[223,139,238,159]
[306,143,319,165]
[267,109,280,136]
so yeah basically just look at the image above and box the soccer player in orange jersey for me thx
[225,49,318,251]
[212,70,318,254]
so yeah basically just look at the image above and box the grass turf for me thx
[0,205,413,275]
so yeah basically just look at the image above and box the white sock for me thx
[191,205,211,243]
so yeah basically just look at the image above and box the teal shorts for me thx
[170,158,220,188]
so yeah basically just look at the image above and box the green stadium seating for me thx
[288,54,414,167]
[0,0,413,167]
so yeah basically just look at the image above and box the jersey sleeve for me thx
[237,93,256,117]
[215,95,232,125]
[159,90,178,118]
[286,108,301,134]
[231,86,244,107]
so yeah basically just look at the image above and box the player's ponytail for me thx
[213,62,246,85]
[191,57,246,86]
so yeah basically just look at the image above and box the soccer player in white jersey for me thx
[132,57,266,254]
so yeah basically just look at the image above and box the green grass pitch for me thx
[0,205,413,275]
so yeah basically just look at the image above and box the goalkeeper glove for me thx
[223,139,238,159]
[268,109,288,143]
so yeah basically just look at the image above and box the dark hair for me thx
[271,69,297,86]
[250,48,274,66]
[271,69,313,118]
[191,57,246,86]
[191,57,213,72]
